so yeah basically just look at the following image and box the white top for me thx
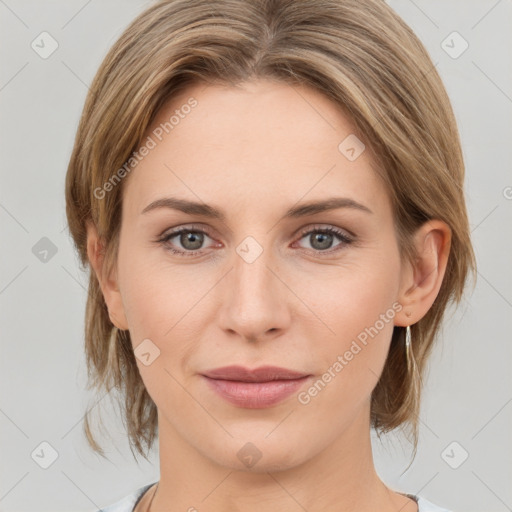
[98,482,452,512]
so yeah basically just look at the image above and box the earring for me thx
[405,325,416,375]
[405,325,411,368]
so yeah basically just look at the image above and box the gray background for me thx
[1,1,511,511]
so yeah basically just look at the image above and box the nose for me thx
[217,238,291,343]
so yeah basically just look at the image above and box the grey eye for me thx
[307,232,335,250]
[177,231,205,251]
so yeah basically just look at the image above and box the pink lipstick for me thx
[201,365,311,408]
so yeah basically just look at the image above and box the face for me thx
[110,79,408,471]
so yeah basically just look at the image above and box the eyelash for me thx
[157,224,354,258]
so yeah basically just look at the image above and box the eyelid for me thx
[158,222,214,238]
[291,224,354,254]
[157,224,218,254]
[295,223,354,240]
[159,223,353,240]
[157,222,356,257]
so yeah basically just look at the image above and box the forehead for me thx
[148,79,358,156]
[122,79,388,220]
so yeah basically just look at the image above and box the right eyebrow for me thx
[141,197,226,222]
[140,195,373,220]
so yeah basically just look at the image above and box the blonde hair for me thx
[65,0,476,461]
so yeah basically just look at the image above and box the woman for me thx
[65,0,475,511]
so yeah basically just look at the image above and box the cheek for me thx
[301,251,401,338]
[117,244,217,355]
[116,250,203,398]
[116,242,177,341]
[297,249,401,398]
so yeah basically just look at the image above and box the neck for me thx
[149,403,417,512]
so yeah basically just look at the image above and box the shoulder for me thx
[412,494,453,512]
[97,482,157,512]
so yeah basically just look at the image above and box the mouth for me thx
[201,365,312,408]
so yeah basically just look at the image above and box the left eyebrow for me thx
[283,197,373,218]
[140,196,373,219]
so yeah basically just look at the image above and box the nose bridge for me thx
[219,231,288,338]
[233,233,277,307]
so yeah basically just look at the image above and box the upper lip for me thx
[202,365,310,382]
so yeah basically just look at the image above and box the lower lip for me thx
[202,376,310,408]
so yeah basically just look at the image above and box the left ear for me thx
[395,219,452,326]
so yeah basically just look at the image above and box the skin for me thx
[87,79,451,512]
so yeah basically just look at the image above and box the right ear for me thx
[86,221,129,330]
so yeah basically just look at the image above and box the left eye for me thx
[295,226,353,252]
[158,225,353,257]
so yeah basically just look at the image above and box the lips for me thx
[202,365,309,382]
[201,365,312,408]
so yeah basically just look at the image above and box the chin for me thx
[202,428,316,474]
